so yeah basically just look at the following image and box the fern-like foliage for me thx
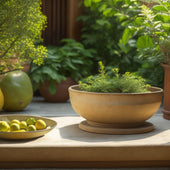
[79,61,150,93]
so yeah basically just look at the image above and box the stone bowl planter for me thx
[69,85,163,134]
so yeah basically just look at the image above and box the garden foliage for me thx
[80,0,142,73]
[119,0,169,87]
[121,1,170,64]
[79,61,150,93]
[29,39,95,94]
[0,0,47,74]
[80,0,166,87]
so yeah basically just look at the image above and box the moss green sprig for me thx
[79,61,150,93]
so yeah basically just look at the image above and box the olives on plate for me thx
[0,118,48,132]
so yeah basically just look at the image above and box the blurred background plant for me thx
[79,0,165,88]
[119,0,169,87]
[29,38,95,94]
[0,0,47,74]
[79,0,141,73]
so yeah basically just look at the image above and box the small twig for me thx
[0,69,20,76]
[0,36,20,58]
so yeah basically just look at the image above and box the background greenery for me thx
[0,0,47,74]
[79,0,165,88]
[29,39,95,94]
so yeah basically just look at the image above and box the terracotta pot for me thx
[22,63,31,73]
[69,85,163,134]
[39,78,77,103]
[161,64,170,120]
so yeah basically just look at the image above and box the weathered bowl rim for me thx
[69,85,163,96]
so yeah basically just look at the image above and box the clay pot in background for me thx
[22,63,31,73]
[161,64,170,120]
[39,78,77,103]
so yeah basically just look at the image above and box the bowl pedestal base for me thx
[79,120,154,135]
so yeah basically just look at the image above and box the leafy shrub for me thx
[130,2,169,63]
[137,60,164,88]
[79,61,150,93]
[80,0,165,87]
[119,0,170,64]
[79,0,142,74]
[119,0,170,88]
[0,0,47,73]
[29,39,95,94]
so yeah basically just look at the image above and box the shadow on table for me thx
[59,122,168,143]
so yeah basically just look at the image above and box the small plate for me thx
[0,114,57,140]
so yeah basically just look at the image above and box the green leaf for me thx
[121,27,135,45]
[115,13,127,22]
[118,40,131,54]
[128,39,136,47]
[49,81,56,95]
[92,0,102,3]
[40,66,63,83]
[67,52,77,57]
[155,14,170,22]
[136,35,154,49]
[65,60,77,70]
[162,23,170,31]
[71,59,84,64]
[41,66,56,75]
[30,64,39,72]
[80,50,93,57]
[84,0,92,7]
[142,62,150,69]
[32,74,41,83]
[99,4,107,12]
[103,8,112,16]
[96,19,110,26]
[134,17,144,26]
[152,5,168,12]
[93,0,102,3]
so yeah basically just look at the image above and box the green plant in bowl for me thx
[79,61,150,93]
[69,62,163,135]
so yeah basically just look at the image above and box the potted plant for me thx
[29,39,95,102]
[69,62,163,134]
[119,1,170,119]
[0,0,47,111]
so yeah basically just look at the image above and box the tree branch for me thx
[0,36,20,58]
